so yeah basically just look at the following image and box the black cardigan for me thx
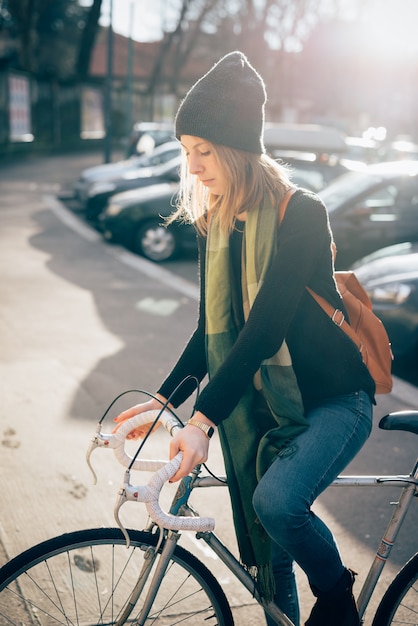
[158,189,375,424]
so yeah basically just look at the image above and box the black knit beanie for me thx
[175,51,266,154]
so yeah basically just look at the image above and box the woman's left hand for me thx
[169,424,210,482]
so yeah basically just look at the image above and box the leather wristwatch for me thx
[188,417,215,439]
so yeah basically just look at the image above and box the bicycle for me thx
[0,390,417,626]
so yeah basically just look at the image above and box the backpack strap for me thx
[278,188,297,224]
[278,189,362,351]
[305,285,361,350]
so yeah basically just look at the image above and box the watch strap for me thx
[188,418,215,439]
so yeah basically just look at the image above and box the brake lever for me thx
[86,423,120,484]
[114,470,133,546]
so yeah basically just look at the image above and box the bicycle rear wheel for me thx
[0,527,234,625]
[372,553,418,626]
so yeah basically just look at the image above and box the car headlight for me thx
[106,203,123,216]
[367,282,413,304]
[88,182,116,197]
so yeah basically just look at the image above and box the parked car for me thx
[128,121,174,156]
[318,160,418,269]
[82,154,181,221]
[98,155,418,266]
[74,141,180,208]
[382,139,418,162]
[99,182,196,262]
[352,242,418,363]
[341,136,380,167]
[264,123,347,156]
[282,154,351,192]
[264,123,354,191]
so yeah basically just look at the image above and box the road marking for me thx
[115,249,198,301]
[136,297,180,316]
[44,194,199,302]
[45,194,101,242]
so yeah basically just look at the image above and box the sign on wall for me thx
[8,74,33,142]
[81,87,105,139]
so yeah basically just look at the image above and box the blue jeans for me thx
[252,391,373,626]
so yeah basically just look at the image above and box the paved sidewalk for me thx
[0,147,125,188]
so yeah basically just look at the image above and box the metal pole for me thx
[104,0,113,163]
[126,0,134,150]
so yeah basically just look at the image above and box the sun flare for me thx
[360,0,418,61]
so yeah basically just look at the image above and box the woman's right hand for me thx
[112,394,169,440]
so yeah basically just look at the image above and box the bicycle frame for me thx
[325,468,418,620]
[149,457,418,625]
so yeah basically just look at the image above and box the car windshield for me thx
[352,242,418,269]
[146,149,179,167]
[318,170,383,213]
[131,144,179,168]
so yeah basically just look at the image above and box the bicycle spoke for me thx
[392,586,418,624]
[0,529,233,625]
[373,555,418,626]
[2,571,75,625]
[141,560,217,624]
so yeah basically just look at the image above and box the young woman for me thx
[113,51,375,626]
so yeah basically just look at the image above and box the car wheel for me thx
[134,219,179,262]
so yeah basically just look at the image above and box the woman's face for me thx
[180,135,227,196]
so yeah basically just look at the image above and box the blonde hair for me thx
[168,142,293,236]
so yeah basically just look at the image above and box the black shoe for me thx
[305,569,360,626]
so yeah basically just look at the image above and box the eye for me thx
[200,150,211,157]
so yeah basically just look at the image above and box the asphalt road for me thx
[0,150,417,625]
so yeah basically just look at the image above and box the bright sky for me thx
[360,0,418,61]
[98,0,418,59]
[99,0,164,42]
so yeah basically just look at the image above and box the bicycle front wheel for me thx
[0,527,234,625]
[372,553,418,626]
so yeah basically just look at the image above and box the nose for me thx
[188,153,203,175]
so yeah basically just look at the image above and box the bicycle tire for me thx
[0,527,234,625]
[372,552,418,626]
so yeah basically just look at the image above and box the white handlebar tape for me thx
[112,409,177,470]
[125,452,215,532]
[101,408,215,531]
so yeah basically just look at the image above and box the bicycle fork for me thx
[116,530,180,626]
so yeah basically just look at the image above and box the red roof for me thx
[89,28,211,84]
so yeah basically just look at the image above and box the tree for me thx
[1,0,102,79]
[76,0,102,79]
[142,0,363,111]
[141,0,228,100]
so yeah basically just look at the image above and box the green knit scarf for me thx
[205,193,309,600]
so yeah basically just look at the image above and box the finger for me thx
[169,447,201,482]
[170,456,198,482]
[168,440,185,482]
[113,406,139,423]
[170,464,191,483]
[169,438,180,461]
[126,429,142,440]
[111,421,141,435]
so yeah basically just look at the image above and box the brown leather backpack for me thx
[279,189,393,394]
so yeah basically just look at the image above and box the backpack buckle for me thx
[332,309,345,327]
